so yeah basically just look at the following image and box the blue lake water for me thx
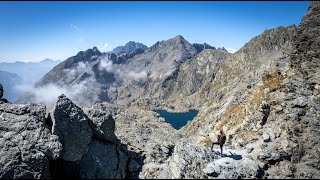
[155,109,198,130]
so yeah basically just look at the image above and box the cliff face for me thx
[0,93,129,179]
[171,2,320,179]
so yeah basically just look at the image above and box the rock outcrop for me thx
[84,104,118,142]
[0,90,129,179]
[49,95,128,179]
[77,140,128,179]
[0,103,62,179]
[50,94,92,162]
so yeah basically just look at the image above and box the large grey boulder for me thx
[48,95,128,178]
[77,140,128,179]
[169,140,215,179]
[84,104,118,142]
[0,103,62,179]
[51,94,92,162]
[141,139,215,179]
[203,157,262,179]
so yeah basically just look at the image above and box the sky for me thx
[0,1,310,62]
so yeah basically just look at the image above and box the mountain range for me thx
[20,38,228,108]
[0,58,60,84]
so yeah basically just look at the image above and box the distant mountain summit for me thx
[192,43,228,53]
[39,58,57,63]
[36,47,102,86]
[0,70,22,102]
[0,58,60,84]
[112,41,148,54]
[192,43,216,53]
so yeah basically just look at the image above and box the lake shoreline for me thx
[154,109,198,130]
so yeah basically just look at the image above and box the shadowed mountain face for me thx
[112,41,148,54]
[0,70,22,102]
[36,48,102,87]
[22,36,202,107]
[115,35,200,103]
[193,43,217,53]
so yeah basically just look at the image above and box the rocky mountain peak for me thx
[193,43,216,53]
[56,94,69,105]
[301,1,320,24]
[290,1,320,77]
[112,41,148,54]
[217,47,227,52]
[35,47,103,87]
[81,47,102,58]
[40,58,55,63]
[148,35,196,53]
[92,46,99,52]
[235,25,296,62]
[172,35,187,45]
[173,35,185,40]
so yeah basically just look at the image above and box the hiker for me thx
[211,130,226,156]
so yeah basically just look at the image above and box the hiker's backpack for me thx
[219,134,226,144]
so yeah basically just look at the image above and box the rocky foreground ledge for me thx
[0,94,128,179]
[0,88,276,179]
[0,93,273,179]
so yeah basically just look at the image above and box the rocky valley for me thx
[1,1,320,179]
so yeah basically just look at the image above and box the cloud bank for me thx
[226,48,238,53]
[15,58,115,110]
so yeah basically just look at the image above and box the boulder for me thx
[291,96,308,108]
[203,157,262,179]
[0,103,62,179]
[51,94,92,162]
[128,159,140,172]
[167,139,215,179]
[84,105,118,142]
[263,132,271,142]
[77,140,128,179]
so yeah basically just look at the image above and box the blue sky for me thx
[0,1,310,62]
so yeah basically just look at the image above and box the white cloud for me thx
[70,23,81,33]
[226,48,238,53]
[15,83,68,110]
[70,23,86,44]
[127,71,147,80]
[99,58,113,72]
[15,61,101,110]
[77,37,86,43]
[98,43,109,52]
